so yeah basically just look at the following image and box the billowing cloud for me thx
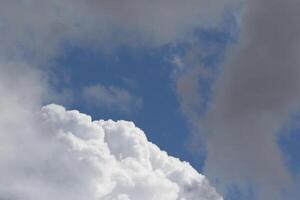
[82,84,142,113]
[0,57,220,199]
[0,104,223,200]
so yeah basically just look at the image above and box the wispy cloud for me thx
[82,84,142,113]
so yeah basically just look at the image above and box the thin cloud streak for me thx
[82,84,143,113]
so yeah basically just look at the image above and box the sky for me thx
[0,0,300,200]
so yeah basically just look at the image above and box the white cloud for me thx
[0,104,223,200]
[82,84,142,113]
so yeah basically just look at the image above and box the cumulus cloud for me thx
[82,84,142,113]
[0,104,223,200]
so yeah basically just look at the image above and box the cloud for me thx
[0,0,237,118]
[169,0,300,199]
[173,0,300,199]
[0,0,237,61]
[82,84,142,113]
[171,45,219,152]
[0,104,223,200]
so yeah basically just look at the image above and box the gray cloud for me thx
[172,0,300,199]
[0,0,236,62]
[202,0,300,199]
[171,43,221,152]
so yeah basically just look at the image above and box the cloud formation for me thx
[194,0,300,199]
[0,0,235,61]
[170,0,300,199]
[82,84,142,113]
[0,104,223,200]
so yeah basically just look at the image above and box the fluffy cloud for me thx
[0,104,222,200]
[82,84,142,113]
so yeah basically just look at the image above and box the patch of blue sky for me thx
[279,124,300,175]
[225,185,256,200]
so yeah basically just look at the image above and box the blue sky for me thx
[279,121,300,175]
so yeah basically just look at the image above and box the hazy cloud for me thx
[0,0,236,61]
[82,84,142,113]
[171,45,219,152]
